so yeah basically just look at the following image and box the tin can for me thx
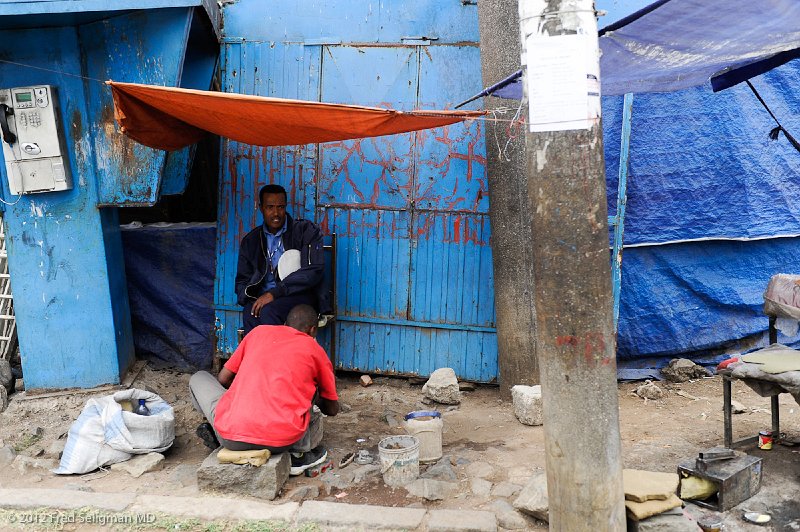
[758,430,773,450]
[698,515,723,532]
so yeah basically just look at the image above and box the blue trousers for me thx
[242,291,316,335]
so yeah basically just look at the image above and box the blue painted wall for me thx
[0,4,217,389]
[0,25,134,389]
[215,0,496,381]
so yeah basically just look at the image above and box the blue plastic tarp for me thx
[120,222,216,371]
[477,0,800,101]
[603,60,800,246]
[617,237,800,365]
[600,0,800,95]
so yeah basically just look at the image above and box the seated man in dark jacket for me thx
[235,183,325,335]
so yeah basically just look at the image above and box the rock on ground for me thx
[466,461,495,479]
[470,477,493,497]
[730,400,747,414]
[511,385,543,426]
[660,358,711,383]
[491,481,522,498]
[487,499,529,530]
[421,456,458,481]
[513,470,549,522]
[635,380,663,400]
[0,386,7,413]
[169,463,198,487]
[0,359,12,392]
[45,439,66,459]
[0,445,16,467]
[197,449,289,501]
[13,455,57,474]
[110,452,165,478]
[422,368,462,405]
[285,483,320,502]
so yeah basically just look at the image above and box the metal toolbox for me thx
[677,447,762,512]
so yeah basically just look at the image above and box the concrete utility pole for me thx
[517,0,625,529]
[477,0,539,397]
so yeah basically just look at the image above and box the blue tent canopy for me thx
[458,0,800,105]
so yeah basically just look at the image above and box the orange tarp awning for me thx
[107,81,484,152]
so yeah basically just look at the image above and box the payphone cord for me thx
[0,105,23,206]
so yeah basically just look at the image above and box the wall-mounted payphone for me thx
[0,85,73,195]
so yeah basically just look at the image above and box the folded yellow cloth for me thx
[623,469,680,502]
[679,475,717,500]
[217,447,271,467]
[625,494,683,520]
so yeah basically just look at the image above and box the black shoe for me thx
[196,422,220,450]
[290,445,328,476]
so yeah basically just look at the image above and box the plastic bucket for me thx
[378,435,420,487]
[404,410,443,463]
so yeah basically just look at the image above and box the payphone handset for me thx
[0,85,73,195]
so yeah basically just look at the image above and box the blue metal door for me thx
[215,30,495,381]
[318,44,496,381]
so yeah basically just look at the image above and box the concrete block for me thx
[297,501,426,529]
[513,470,548,522]
[427,509,497,531]
[423,368,462,405]
[133,494,298,522]
[197,449,289,501]
[405,478,457,501]
[110,452,165,478]
[511,385,543,426]
[0,488,134,512]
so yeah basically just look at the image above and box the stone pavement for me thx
[0,488,499,531]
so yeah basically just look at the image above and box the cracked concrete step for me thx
[296,501,427,529]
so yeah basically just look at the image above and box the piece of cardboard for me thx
[623,469,680,502]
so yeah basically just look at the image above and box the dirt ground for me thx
[1,362,800,531]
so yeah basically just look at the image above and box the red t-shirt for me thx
[214,325,338,447]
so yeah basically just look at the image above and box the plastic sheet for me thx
[120,222,216,370]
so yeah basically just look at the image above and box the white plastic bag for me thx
[54,388,174,475]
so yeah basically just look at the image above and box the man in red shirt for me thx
[189,304,339,475]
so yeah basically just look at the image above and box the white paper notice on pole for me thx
[524,33,601,132]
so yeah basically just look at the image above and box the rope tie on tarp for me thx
[746,80,800,154]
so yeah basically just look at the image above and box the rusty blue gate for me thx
[215,1,497,381]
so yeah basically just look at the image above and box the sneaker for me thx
[290,445,328,476]
[196,422,220,450]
